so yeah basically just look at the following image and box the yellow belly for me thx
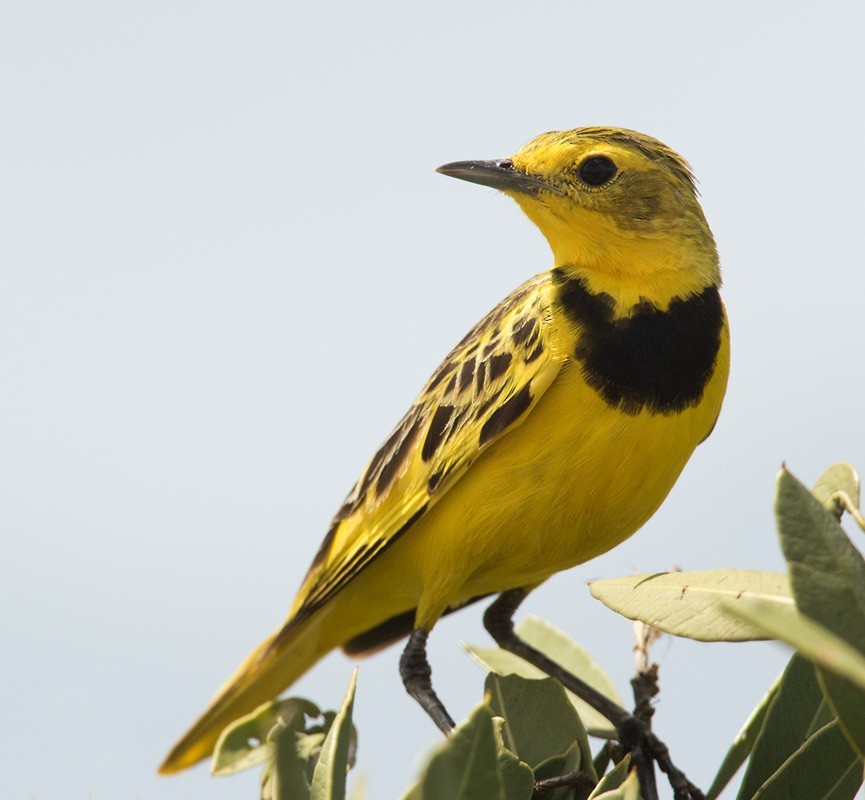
[406,333,728,627]
[316,325,729,637]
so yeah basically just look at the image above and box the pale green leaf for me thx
[737,655,832,800]
[590,768,640,800]
[723,596,865,693]
[589,570,792,642]
[310,669,357,800]
[491,718,535,800]
[485,674,586,770]
[272,726,314,800]
[706,669,782,800]
[776,469,865,755]
[777,468,865,652]
[747,721,861,800]
[465,616,620,738]
[812,462,861,524]
[588,755,631,799]
[401,704,504,800]
[212,697,321,776]
[517,616,623,711]
[816,666,865,761]
[532,741,582,800]
[295,731,327,761]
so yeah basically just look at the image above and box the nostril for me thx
[497,159,514,170]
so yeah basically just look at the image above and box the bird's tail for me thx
[158,614,330,774]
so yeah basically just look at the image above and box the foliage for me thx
[210,463,865,799]
[592,462,865,799]
[211,669,358,800]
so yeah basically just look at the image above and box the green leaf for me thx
[815,666,865,762]
[776,468,865,755]
[705,669,781,800]
[517,616,623,712]
[466,616,621,737]
[295,731,327,762]
[309,668,357,800]
[533,741,584,800]
[591,744,612,781]
[747,721,861,800]
[589,768,640,799]
[212,697,322,776]
[777,468,865,651]
[812,462,861,523]
[736,655,833,800]
[486,674,587,771]
[402,704,505,800]
[271,725,315,800]
[589,570,792,642]
[491,718,535,800]
[723,596,865,693]
[588,755,630,799]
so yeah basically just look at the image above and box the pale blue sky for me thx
[2,2,864,798]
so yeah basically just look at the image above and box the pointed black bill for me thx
[436,159,561,195]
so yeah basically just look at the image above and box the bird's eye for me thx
[577,155,617,187]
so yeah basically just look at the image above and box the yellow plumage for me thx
[160,126,730,774]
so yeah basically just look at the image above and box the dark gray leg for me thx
[399,627,456,735]
[484,589,703,800]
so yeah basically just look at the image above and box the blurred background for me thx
[2,1,864,797]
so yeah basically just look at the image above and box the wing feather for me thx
[289,273,561,621]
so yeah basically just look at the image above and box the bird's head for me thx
[438,127,719,303]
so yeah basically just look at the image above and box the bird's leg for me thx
[483,589,704,800]
[400,627,456,735]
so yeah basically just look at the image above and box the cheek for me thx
[609,174,679,228]
[607,194,665,230]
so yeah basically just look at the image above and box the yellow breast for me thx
[398,293,730,627]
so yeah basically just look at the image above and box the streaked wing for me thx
[289,273,561,621]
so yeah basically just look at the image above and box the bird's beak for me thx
[436,159,562,195]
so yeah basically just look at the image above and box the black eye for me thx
[578,155,617,187]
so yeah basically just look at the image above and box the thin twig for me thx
[632,620,662,726]
[532,770,594,798]
[628,617,704,800]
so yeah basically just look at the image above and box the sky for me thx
[2,2,864,798]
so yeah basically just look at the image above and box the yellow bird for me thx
[160,126,729,775]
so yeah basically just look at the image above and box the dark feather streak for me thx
[525,342,544,363]
[474,359,487,393]
[422,405,455,462]
[427,467,446,494]
[457,359,475,393]
[376,412,425,497]
[487,352,513,380]
[511,317,537,345]
[479,383,533,447]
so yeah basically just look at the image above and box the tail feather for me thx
[158,616,328,774]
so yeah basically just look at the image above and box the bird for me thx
[159,126,730,776]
